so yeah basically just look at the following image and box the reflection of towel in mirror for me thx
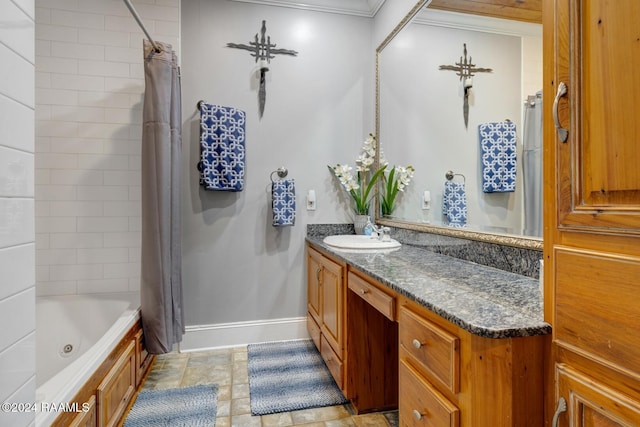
[199,103,246,191]
[479,121,517,193]
[443,181,467,224]
[272,179,295,227]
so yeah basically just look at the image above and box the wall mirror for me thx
[375,0,543,249]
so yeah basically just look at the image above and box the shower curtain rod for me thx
[123,0,161,52]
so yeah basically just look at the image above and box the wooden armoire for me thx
[543,0,640,425]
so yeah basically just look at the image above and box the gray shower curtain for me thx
[140,39,184,354]
[522,91,543,237]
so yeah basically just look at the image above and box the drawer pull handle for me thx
[316,267,322,285]
[412,339,424,349]
[413,409,424,421]
[359,288,369,295]
[553,82,568,142]
[551,397,567,427]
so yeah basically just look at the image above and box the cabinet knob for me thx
[551,397,567,427]
[359,288,369,295]
[412,339,423,349]
[412,409,424,420]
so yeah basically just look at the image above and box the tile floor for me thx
[141,346,398,427]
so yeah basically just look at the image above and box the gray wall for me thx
[180,1,374,330]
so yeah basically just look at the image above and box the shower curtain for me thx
[522,91,543,237]
[140,39,184,354]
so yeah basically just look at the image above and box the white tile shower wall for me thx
[35,0,180,296]
[0,1,36,425]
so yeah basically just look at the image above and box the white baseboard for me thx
[179,316,309,352]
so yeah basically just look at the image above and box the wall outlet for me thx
[422,190,431,210]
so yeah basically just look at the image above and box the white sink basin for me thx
[322,234,401,250]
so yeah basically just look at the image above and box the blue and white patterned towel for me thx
[443,181,467,224]
[479,121,517,193]
[272,179,295,227]
[199,103,246,191]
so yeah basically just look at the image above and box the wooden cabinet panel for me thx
[307,248,322,324]
[556,364,640,427]
[554,248,640,377]
[321,258,344,354]
[307,315,321,350]
[399,306,459,394]
[399,359,459,427]
[97,340,136,427]
[320,335,343,389]
[68,395,96,427]
[348,271,395,321]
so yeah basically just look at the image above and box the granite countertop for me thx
[306,231,551,339]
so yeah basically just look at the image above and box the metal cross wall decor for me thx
[439,43,493,128]
[227,20,298,118]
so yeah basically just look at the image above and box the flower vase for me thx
[354,214,370,235]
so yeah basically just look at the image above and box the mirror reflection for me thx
[376,3,543,240]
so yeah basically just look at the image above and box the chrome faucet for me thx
[371,225,391,241]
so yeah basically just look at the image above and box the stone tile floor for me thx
[141,346,399,427]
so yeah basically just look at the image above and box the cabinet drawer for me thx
[348,271,395,320]
[400,359,459,427]
[399,306,460,393]
[321,335,343,389]
[97,340,136,427]
[307,314,321,351]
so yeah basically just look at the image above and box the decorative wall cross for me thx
[227,20,298,118]
[439,43,492,128]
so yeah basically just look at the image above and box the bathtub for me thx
[35,292,140,427]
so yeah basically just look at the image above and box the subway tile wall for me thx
[35,0,180,296]
[0,1,36,425]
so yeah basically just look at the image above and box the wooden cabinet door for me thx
[554,364,640,427]
[307,248,322,324]
[544,1,640,424]
[550,0,640,233]
[321,257,344,355]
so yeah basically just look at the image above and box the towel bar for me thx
[270,167,288,183]
[445,170,466,183]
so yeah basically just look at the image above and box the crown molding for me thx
[229,0,386,17]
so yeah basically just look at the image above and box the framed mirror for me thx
[375,0,543,250]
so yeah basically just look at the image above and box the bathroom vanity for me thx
[306,231,550,426]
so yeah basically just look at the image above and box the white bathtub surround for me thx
[34,0,181,297]
[0,1,36,426]
[35,292,140,427]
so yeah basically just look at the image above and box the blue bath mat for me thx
[247,339,348,415]
[124,384,218,427]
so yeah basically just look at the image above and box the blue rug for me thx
[247,339,348,415]
[124,384,218,427]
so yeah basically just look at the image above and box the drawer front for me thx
[400,359,459,427]
[307,314,321,351]
[97,340,136,427]
[348,271,395,320]
[555,248,640,376]
[320,335,343,390]
[399,306,460,393]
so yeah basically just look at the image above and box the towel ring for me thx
[270,167,288,183]
[445,170,466,184]
[196,100,206,111]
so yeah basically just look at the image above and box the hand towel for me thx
[199,103,246,191]
[479,121,517,193]
[272,179,295,227]
[443,181,467,224]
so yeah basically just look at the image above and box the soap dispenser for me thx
[363,217,374,236]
